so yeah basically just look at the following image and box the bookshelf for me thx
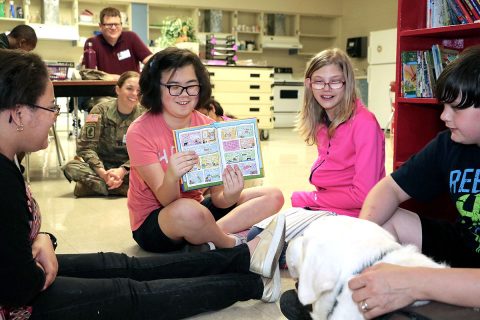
[394,0,480,220]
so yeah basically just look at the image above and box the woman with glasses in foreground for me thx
[126,48,284,256]
[0,48,286,319]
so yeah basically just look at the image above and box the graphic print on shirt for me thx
[157,145,176,165]
[450,168,480,252]
[25,182,41,242]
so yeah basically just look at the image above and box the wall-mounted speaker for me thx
[346,37,367,58]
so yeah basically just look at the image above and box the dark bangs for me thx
[435,47,480,109]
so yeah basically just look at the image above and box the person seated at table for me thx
[62,71,144,197]
[82,7,152,79]
[0,24,37,51]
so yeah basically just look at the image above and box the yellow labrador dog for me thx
[286,215,447,320]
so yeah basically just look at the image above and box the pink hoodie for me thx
[291,99,385,217]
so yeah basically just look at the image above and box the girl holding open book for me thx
[125,47,284,254]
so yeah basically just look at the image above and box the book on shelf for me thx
[469,0,480,17]
[424,50,437,97]
[401,51,418,98]
[431,44,460,79]
[452,0,475,22]
[173,118,264,191]
[429,0,452,27]
[416,51,425,97]
[438,0,473,25]
[460,0,480,20]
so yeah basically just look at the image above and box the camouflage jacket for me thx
[77,99,144,171]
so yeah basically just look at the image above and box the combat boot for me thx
[108,183,129,197]
[74,182,98,197]
[74,176,109,197]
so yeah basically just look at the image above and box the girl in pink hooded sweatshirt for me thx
[291,48,385,217]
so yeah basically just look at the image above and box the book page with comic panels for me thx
[174,118,264,191]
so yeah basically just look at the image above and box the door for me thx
[367,28,397,129]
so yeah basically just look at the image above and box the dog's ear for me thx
[297,237,339,305]
[286,236,303,279]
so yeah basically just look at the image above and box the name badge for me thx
[123,134,127,144]
[117,49,131,61]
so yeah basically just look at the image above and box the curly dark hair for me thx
[0,49,49,111]
[139,47,211,114]
[435,45,480,109]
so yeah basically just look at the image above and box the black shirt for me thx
[0,154,45,307]
[392,130,480,252]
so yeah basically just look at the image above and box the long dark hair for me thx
[139,47,211,114]
[0,49,49,111]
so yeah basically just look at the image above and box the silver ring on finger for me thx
[360,300,369,312]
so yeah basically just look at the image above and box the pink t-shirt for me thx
[126,110,214,231]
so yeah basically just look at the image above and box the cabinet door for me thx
[263,13,296,37]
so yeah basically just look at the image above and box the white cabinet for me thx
[208,66,274,140]
[298,14,340,56]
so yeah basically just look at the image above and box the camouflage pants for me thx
[62,159,129,197]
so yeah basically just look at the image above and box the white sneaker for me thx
[249,213,286,278]
[261,265,281,303]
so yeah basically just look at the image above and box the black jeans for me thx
[31,245,262,319]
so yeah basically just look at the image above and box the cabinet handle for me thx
[249,96,260,101]
[250,85,260,89]
[249,107,260,112]
[250,73,260,78]
[209,72,215,76]
[211,84,215,89]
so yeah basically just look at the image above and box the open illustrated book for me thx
[173,118,264,191]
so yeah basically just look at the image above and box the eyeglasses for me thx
[101,23,122,29]
[160,83,201,96]
[27,103,61,115]
[310,80,346,90]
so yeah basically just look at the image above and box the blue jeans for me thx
[31,245,262,319]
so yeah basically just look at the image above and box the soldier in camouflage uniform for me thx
[62,71,144,197]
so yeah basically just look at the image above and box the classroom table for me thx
[52,80,117,138]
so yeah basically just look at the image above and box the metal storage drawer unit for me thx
[207,65,274,140]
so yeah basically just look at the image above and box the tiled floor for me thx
[27,125,393,319]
